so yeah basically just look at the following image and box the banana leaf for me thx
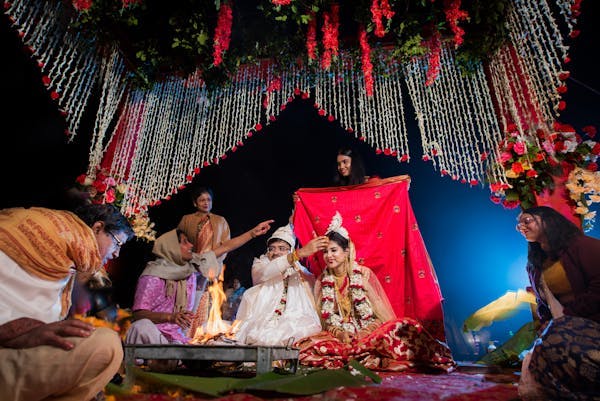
[108,360,379,398]
[475,321,538,367]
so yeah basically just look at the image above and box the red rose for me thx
[76,174,87,184]
[526,169,538,178]
[72,0,93,11]
[502,200,520,209]
[554,141,565,152]
[92,180,107,193]
[105,188,116,204]
[511,162,524,174]
[490,183,504,192]
[582,125,597,138]
[587,162,598,172]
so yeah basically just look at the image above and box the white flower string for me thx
[403,45,501,184]
[555,0,579,35]
[6,0,99,140]
[506,0,568,125]
[87,46,127,178]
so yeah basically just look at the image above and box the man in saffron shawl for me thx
[0,204,134,401]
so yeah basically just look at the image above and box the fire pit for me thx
[123,343,300,387]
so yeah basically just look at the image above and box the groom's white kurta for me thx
[235,254,321,346]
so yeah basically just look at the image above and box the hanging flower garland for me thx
[306,12,318,62]
[320,265,375,334]
[371,0,394,38]
[212,2,233,67]
[443,0,468,48]
[320,3,340,70]
[359,26,374,96]
[423,25,442,86]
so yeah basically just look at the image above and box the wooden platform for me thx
[123,344,299,387]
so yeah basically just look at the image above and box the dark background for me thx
[1,2,599,360]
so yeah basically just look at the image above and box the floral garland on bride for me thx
[320,263,375,334]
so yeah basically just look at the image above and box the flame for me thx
[205,279,229,334]
[189,274,238,344]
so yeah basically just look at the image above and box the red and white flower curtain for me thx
[3,0,582,217]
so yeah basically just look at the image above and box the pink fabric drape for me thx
[292,175,446,341]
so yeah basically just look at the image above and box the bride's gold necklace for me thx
[331,265,351,318]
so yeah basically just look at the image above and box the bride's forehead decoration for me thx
[325,211,349,240]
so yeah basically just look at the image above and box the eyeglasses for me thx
[515,216,536,232]
[107,230,124,249]
[267,245,291,253]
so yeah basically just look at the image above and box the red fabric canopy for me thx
[293,175,446,341]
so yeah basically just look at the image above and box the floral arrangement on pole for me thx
[75,168,157,241]
[489,123,600,229]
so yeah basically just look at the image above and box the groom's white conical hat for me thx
[267,224,296,247]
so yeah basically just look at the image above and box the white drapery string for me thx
[404,45,502,184]
[6,0,99,140]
